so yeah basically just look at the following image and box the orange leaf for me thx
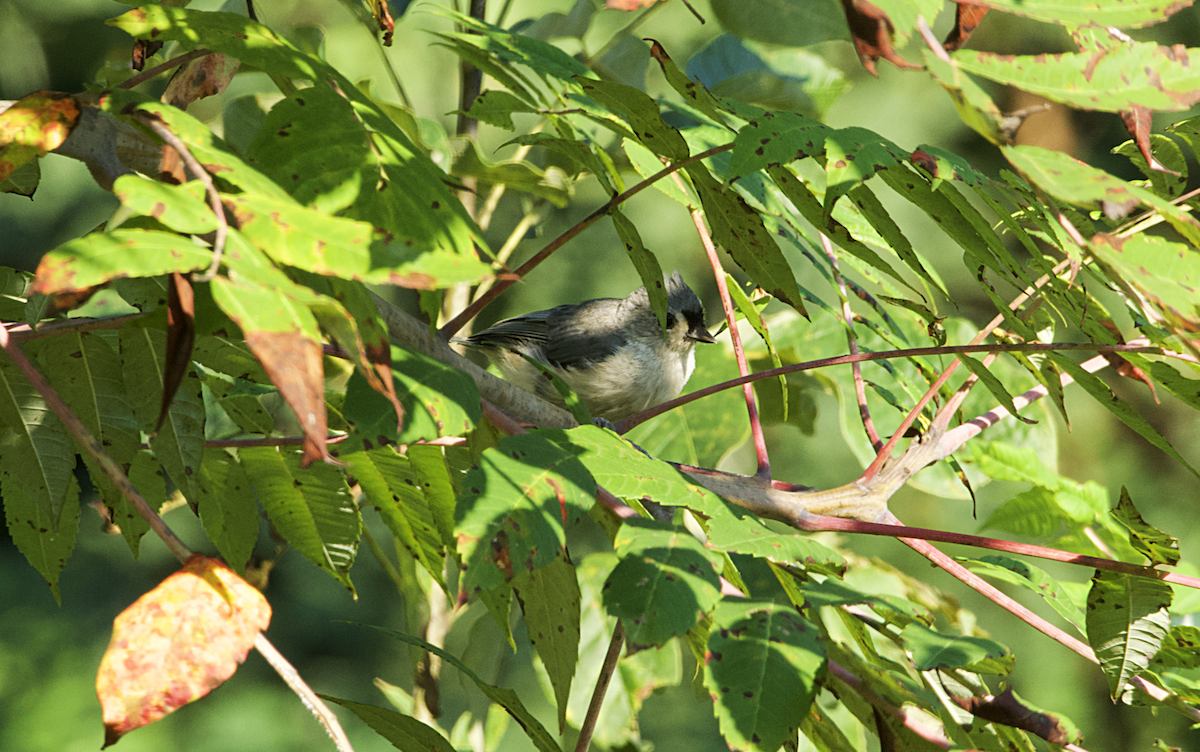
[96,554,271,747]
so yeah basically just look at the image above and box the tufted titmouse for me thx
[452,271,716,421]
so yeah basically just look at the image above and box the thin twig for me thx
[5,313,144,342]
[859,257,1073,484]
[440,143,736,338]
[795,510,1200,591]
[821,231,881,451]
[118,48,211,91]
[253,634,356,752]
[689,202,770,477]
[575,621,625,752]
[133,112,228,282]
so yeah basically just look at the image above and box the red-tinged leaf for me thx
[942,1,988,52]
[96,554,271,747]
[163,52,241,109]
[0,91,80,182]
[839,0,921,76]
[1120,105,1179,175]
[607,0,658,8]
[155,272,196,434]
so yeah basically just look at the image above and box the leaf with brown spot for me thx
[513,550,580,733]
[163,52,241,109]
[96,554,271,747]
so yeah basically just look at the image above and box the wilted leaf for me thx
[162,52,241,109]
[96,555,271,746]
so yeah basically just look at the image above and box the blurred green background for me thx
[4,1,1200,750]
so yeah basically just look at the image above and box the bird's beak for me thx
[689,326,717,344]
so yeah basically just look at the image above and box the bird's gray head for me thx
[623,271,716,352]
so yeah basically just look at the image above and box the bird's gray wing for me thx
[542,299,626,369]
[464,308,556,349]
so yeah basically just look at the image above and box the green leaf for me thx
[1006,145,1200,245]
[957,352,1036,424]
[687,35,846,118]
[704,600,826,752]
[765,165,915,292]
[961,555,1086,633]
[321,697,454,752]
[113,174,216,235]
[194,448,260,574]
[1113,134,1187,199]
[954,43,1200,113]
[0,347,75,530]
[802,577,933,629]
[539,425,715,509]
[462,89,537,130]
[512,550,580,733]
[922,50,1016,146]
[456,434,596,593]
[610,208,668,331]
[726,109,830,183]
[1111,487,1180,567]
[965,0,1190,27]
[899,622,1014,674]
[2,471,79,604]
[623,137,697,206]
[704,504,846,577]
[1049,353,1200,479]
[845,184,947,298]
[369,625,563,752]
[443,9,590,83]
[725,275,787,420]
[1086,569,1172,699]
[452,140,571,208]
[241,446,360,593]
[708,0,848,46]
[1089,233,1200,334]
[346,447,447,591]
[1152,625,1200,669]
[36,332,140,539]
[32,230,213,294]
[406,444,459,554]
[603,518,723,649]
[688,163,806,316]
[576,77,690,161]
[341,344,480,447]
[115,451,165,557]
[119,323,205,499]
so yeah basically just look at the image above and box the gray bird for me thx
[453,271,716,421]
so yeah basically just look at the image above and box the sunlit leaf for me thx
[96,555,271,746]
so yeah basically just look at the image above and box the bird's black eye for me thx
[666,312,678,328]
